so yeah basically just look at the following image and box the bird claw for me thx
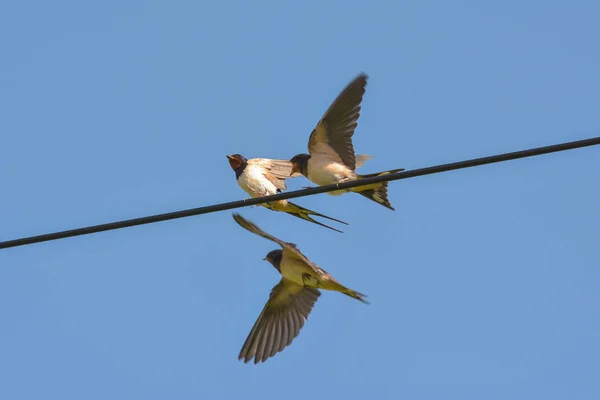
[301,273,311,284]
[243,198,257,208]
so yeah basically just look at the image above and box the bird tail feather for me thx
[351,168,404,210]
[322,278,369,304]
[269,201,348,233]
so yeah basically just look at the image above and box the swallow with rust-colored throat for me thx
[289,73,404,210]
[232,213,368,364]
[226,154,347,232]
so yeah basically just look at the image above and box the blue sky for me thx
[1,1,599,399]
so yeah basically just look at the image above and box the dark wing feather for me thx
[308,74,368,170]
[232,213,289,248]
[239,278,321,364]
[232,213,324,275]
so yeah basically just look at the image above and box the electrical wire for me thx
[1,136,598,250]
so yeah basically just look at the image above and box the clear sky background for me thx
[1,1,599,399]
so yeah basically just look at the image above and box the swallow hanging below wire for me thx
[232,213,368,364]
[289,73,405,210]
[226,154,347,233]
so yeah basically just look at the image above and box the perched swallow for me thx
[289,73,404,210]
[226,154,347,233]
[232,213,368,364]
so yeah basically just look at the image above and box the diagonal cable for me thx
[1,136,598,250]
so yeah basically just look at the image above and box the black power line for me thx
[1,137,599,251]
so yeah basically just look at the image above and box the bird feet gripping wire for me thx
[243,198,258,208]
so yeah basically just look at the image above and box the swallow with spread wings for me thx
[289,73,404,210]
[232,213,367,364]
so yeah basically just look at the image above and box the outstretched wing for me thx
[239,278,321,364]
[233,213,290,248]
[232,213,323,273]
[248,158,293,191]
[308,74,368,170]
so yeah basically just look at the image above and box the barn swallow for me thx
[289,73,405,210]
[232,213,368,364]
[226,154,347,233]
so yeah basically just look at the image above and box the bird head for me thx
[289,153,311,177]
[226,154,247,171]
[263,249,283,272]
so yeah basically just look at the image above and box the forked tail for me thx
[326,280,369,304]
[342,288,369,304]
[283,201,348,233]
[354,168,405,210]
[319,276,370,304]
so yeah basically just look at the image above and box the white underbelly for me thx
[307,158,356,196]
[237,166,278,198]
